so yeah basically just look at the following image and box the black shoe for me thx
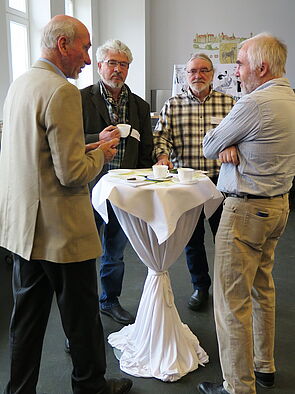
[100,304,135,325]
[255,371,275,388]
[188,289,209,310]
[104,378,133,394]
[197,382,229,394]
[64,338,70,353]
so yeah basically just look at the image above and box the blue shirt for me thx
[203,78,295,196]
[39,58,67,79]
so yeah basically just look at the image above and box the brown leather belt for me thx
[224,193,286,199]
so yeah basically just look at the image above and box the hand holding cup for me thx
[117,124,131,138]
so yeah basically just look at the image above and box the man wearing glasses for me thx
[80,39,153,326]
[154,53,234,311]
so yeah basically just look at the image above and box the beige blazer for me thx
[0,61,104,263]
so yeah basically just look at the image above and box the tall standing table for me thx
[92,170,223,382]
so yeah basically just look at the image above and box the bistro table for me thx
[92,169,223,382]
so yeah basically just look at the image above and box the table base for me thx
[108,269,209,382]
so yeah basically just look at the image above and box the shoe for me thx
[104,378,132,394]
[197,382,229,394]
[255,371,275,388]
[64,338,70,353]
[100,303,135,325]
[188,289,209,310]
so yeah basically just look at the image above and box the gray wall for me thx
[1,0,295,120]
[96,0,148,100]
[149,0,295,91]
[0,0,11,122]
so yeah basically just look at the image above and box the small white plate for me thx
[195,170,209,174]
[172,177,199,185]
[146,174,173,181]
[125,176,146,183]
[108,169,132,174]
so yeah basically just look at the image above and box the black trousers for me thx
[5,254,107,394]
[185,175,223,291]
[185,204,222,290]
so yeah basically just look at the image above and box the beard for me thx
[241,73,260,95]
[100,73,124,89]
[189,80,211,95]
[70,71,80,80]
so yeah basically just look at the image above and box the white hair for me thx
[96,39,133,63]
[41,19,76,49]
[240,33,287,77]
[186,53,213,70]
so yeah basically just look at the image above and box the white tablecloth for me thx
[92,171,222,244]
[92,171,223,382]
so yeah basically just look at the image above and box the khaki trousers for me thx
[214,194,289,394]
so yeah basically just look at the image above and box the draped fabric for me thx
[108,206,209,381]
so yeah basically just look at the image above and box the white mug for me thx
[177,168,195,182]
[152,164,169,179]
[117,123,131,138]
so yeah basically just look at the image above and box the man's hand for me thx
[85,141,103,153]
[156,154,173,169]
[98,138,119,163]
[219,146,239,165]
[99,125,120,142]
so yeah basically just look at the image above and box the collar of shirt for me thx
[187,86,213,103]
[99,80,129,125]
[254,77,291,92]
[39,58,67,79]
[99,81,128,106]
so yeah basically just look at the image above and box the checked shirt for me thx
[153,88,235,178]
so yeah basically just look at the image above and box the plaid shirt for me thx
[154,88,235,178]
[99,81,129,169]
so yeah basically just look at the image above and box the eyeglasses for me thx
[187,68,213,75]
[102,60,130,69]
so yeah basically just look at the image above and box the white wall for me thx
[74,0,93,89]
[150,0,295,91]
[29,0,52,63]
[1,0,295,120]
[0,0,12,121]
[95,0,148,100]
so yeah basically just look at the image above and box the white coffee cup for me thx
[177,168,195,182]
[152,164,169,179]
[117,123,131,138]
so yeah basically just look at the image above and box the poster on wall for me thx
[172,32,252,100]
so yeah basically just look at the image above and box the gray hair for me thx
[186,53,214,70]
[41,19,77,49]
[240,33,287,76]
[96,39,133,64]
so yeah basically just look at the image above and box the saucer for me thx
[108,169,132,174]
[146,174,173,181]
[172,177,199,185]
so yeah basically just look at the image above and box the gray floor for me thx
[0,211,294,394]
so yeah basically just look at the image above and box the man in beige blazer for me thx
[0,15,132,394]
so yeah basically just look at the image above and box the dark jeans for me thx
[185,176,223,291]
[5,254,107,394]
[94,201,128,308]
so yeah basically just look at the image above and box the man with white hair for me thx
[0,15,132,394]
[198,33,295,394]
[154,53,235,311]
[80,39,153,325]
